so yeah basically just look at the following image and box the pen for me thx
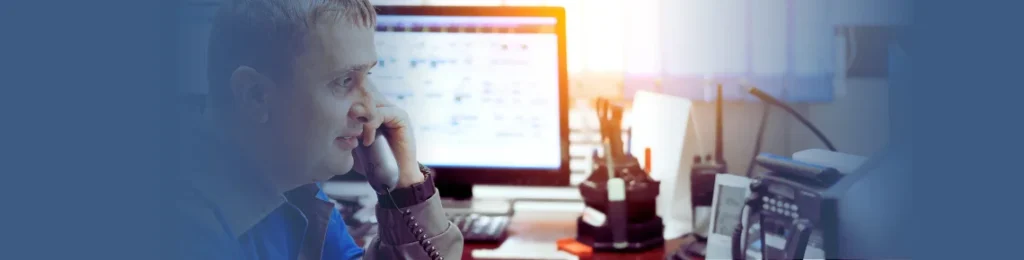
[610,105,623,159]
[605,142,615,180]
[605,141,627,250]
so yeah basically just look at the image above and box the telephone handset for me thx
[353,131,401,193]
[354,131,444,260]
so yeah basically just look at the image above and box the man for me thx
[169,0,463,259]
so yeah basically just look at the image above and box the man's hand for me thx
[359,89,424,188]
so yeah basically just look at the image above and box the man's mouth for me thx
[335,136,360,149]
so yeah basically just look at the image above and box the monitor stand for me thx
[437,183,582,215]
[438,182,474,200]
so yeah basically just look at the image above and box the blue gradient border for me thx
[7,0,1024,259]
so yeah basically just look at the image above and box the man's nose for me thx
[348,82,378,123]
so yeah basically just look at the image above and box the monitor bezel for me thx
[374,5,571,187]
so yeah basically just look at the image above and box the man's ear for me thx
[229,66,275,124]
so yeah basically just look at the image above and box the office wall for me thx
[679,78,890,176]
[685,100,793,176]
[793,78,890,159]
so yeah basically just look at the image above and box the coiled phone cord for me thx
[383,186,443,260]
[732,194,762,260]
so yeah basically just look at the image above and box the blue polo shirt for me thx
[169,127,365,260]
[240,184,364,260]
[170,182,364,260]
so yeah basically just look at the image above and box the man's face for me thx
[268,19,378,184]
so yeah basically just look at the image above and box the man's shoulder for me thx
[165,178,232,237]
[162,178,247,259]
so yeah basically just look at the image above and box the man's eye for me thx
[334,77,353,87]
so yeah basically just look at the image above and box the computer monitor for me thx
[371,6,570,199]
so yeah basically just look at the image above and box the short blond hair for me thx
[206,0,377,107]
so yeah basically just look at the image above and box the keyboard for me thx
[448,213,511,243]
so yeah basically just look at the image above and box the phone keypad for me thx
[762,196,799,219]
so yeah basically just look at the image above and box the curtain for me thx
[380,0,839,102]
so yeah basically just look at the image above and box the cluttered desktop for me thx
[171,0,912,258]
[302,4,913,260]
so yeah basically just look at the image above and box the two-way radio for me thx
[690,84,728,239]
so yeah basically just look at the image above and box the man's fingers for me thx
[361,106,407,145]
[362,123,377,146]
[374,106,410,130]
[362,106,384,146]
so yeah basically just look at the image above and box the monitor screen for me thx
[369,15,562,170]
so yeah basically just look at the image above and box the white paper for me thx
[471,237,578,260]
[628,90,695,239]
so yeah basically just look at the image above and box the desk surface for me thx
[459,207,691,260]
[336,185,695,259]
[464,239,689,260]
[351,204,691,259]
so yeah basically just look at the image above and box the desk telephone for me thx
[354,131,444,260]
[731,153,838,260]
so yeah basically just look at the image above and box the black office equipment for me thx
[730,154,838,260]
[576,99,663,251]
[755,153,843,187]
[722,87,840,259]
[689,84,728,241]
[729,147,908,260]
[577,157,663,251]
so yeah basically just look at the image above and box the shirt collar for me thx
[184,124,288,239]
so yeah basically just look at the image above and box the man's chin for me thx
[308,160,355,183]
[331,159,356,175]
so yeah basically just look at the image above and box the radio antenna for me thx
[714,84,725,164]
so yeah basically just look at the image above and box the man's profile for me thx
[169,0,463,259]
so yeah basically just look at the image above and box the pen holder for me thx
[576,154,664,251]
